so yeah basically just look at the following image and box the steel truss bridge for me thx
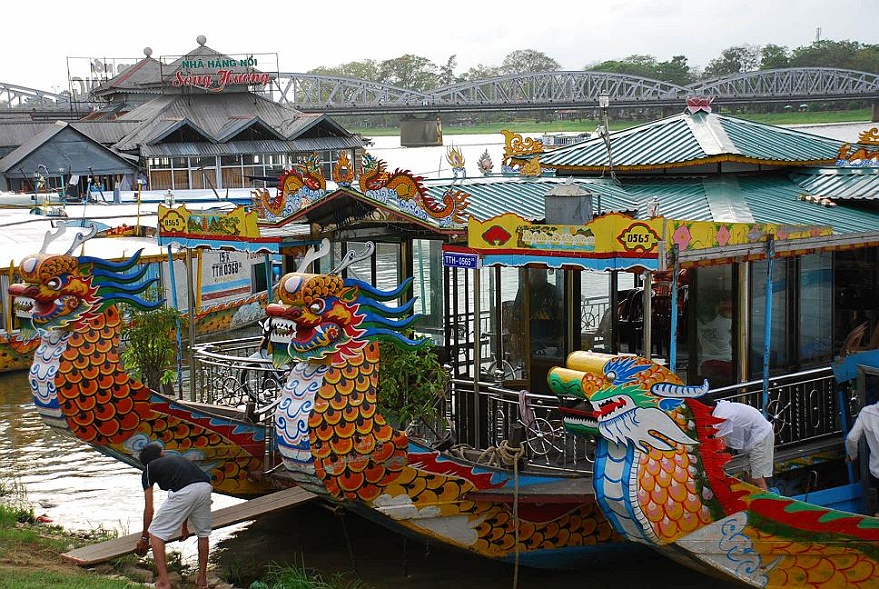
[2,67,878,117]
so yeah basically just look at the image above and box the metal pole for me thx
[669,246,679,372]
[166,245,184,399]
[761,237,775,416]
[642,270,652,358]
[186,247,197,401]
[473,267,482,442]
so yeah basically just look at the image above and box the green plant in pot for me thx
[376,339,451,448]
[120,289,188,393]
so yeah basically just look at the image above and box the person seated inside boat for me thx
[702,397,775,490]
[511,268,563,357]
[696,294,733,384]
[845,400,879,516]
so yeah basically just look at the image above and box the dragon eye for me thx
[47,277,62,290]
[309,302,322,314]
[282,275,302,294]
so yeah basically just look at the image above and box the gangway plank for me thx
[61,486,317,566]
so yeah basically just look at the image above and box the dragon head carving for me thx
[266,240,428,367]
[9,223,161,340]
[549,352,711,453]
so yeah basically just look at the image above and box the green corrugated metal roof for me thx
[716,117,843,163]
[422,176,638,221]
[536,111,844,171]
[791,167,879,201]
[621,174,879,234]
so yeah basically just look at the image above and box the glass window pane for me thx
[800,253,832,364]
[580,270,612,352]
[750,258,788,377]
[695,265,734,385]
[411,239,443,343]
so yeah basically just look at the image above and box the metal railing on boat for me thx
[189,337,854,482]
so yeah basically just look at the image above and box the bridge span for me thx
[270,68,879,116]
[2,68,878,118]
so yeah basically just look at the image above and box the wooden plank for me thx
[61,486,317,566]
[465,477,594,504]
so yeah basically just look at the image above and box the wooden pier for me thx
[61,486,317,566]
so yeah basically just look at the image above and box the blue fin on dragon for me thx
[9,222,275,497]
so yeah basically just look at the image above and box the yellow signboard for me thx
[468,212,831,256]
[158,204,261,240]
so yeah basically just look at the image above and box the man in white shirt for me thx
[845,400,879,517]
[711,399,775,490]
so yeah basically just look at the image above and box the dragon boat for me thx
[548,351,879,588]
[10,232,641,570]
[225,239,638,568]
[9,224,277,497]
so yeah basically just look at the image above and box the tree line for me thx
[309,39,879,91]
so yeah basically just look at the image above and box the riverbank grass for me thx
[0,501,140,589]
[2,481,366,589]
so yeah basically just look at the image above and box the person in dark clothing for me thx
[512,268,562,354]
[136,442,212,589]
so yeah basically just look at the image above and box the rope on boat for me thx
[448,440,524,469]
[498,440,525,589]
[448,441,524,587]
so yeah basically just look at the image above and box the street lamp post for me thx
[598,95,617,183]
[37,164,50,205]
[33,170,41,203]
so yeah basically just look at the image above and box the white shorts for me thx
[747,432,775,480]
[149,482,213,541]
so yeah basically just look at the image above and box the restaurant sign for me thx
[161,52,278,93]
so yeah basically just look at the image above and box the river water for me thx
[1,123,869,587]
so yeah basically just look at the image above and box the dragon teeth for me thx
[12,296,34,318]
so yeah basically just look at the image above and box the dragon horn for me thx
[296,238,331,272]
[40,222,67,253]
[332,242,375,275]
[64,223,98,256]
[650,379,710,398]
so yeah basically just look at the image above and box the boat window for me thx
[749,258,790,378]
[834,248,879,357]
[580,270,613,353]
[694,265,736,387]
[800,253,833,365]
[411,240,443,346]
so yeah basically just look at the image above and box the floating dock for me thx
[61,486,317,566]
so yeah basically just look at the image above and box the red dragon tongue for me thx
[596,397,625,418]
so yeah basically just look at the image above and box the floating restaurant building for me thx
[0,36,363,195]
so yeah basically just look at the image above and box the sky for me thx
[1,0,877,92]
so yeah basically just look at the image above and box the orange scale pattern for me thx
[48,306,269,496]
[751,530,879,588]
[638,446,713,541]
[311,345,406,502]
